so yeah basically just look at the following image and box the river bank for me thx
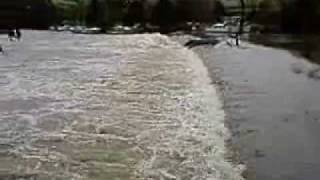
[171,34,320,180]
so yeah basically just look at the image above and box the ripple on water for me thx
[0,31,243,180]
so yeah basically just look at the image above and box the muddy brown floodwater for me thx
[0,31,243,180]
[175,35,320,180]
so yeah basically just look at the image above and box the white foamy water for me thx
[0,31,243,179]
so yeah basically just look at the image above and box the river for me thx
[172,34,320,180]
[0,31,243,180]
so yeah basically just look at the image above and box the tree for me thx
[213,0,226,22]
[152,0,176,28]
[123,0,145,26]
[236,0,245,46]
[86,0,98,25]
[74,0,87,25]
[86,0,109,28]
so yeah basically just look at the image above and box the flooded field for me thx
[0,31,243,180]
[179,36,320,180]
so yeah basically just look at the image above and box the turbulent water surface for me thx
[0,31,243,180]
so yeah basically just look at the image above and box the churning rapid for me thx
[0,31,243,180]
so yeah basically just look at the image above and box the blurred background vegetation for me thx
[252,0,320,34]
[1,0,320,34]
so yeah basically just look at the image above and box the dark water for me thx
[181,37,320,180]
[250,34,320,65]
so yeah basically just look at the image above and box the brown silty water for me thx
[0,31,243,180]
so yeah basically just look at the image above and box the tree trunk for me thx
[236,0,245,46]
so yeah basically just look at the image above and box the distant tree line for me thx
[1,0,320,34]
[0,0,226,31]
[52,0,320,34]
[123,0,225,32]
[53,0,225,31]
